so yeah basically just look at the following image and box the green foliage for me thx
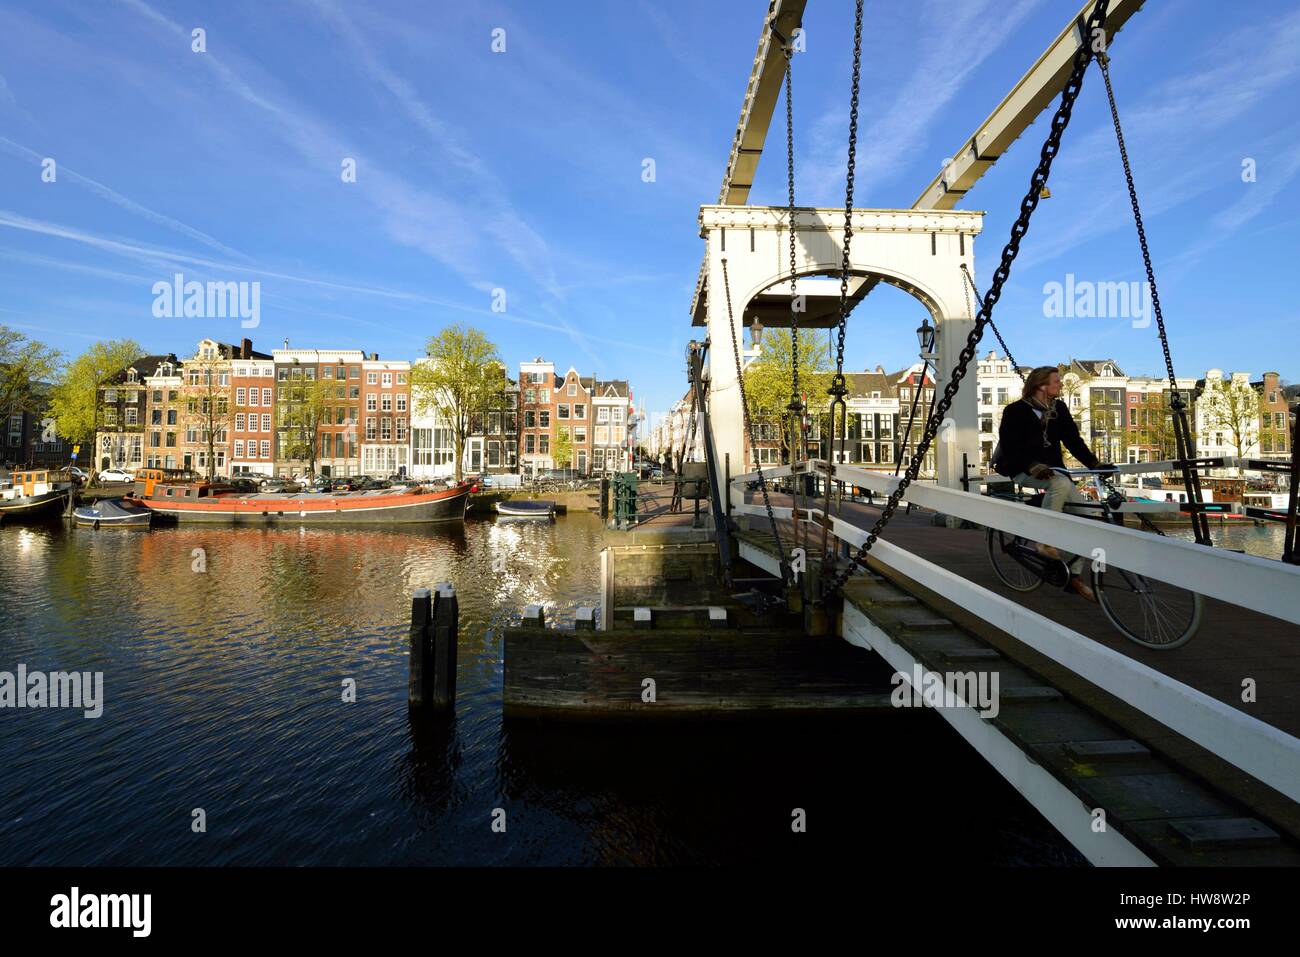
[741,328,833,459]
[410,324,504,482]
[0,325,61,416]
[553,426,573,468]
[46,339,143,444]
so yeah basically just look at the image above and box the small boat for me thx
[0,468,72,521]
[495,499,556,519]
[73,497,153,528]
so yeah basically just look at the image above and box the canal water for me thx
[1,510,1159,867]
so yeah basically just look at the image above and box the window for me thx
[539,411,550,428]
[597,406,610,423]
[366,417,377,441]
[104,389,118,404]
[260,440,270,458]
[996,388,1008,406]
[278,368,289,381]
[539,435,549,454]
[234,440,245,458]
[125,408,138,426]
[558,404,569,419]
[525,410,536,429]
[525,434,535,454]
[396,394,407,412]
[261,414,271,432]
[525,389,536,404]
[612,408,624,426]
[125,391,138,403]
[574,426,586,443]
[323,366,334,379]
[1128,408,1137,426]
[236,414,246,431]
[149,432,161,448]
[488,441,501,466]
[166,432,176,447]
[574,404,586,420]
[381,418,392,441]
[540,389,550,404]
[381,394,392,412]
[397,372,407,385]
[367,372,378,384]
[366,395,377,411]
[979,414,993,434]
[396,418,406,441]
[568,381,576,396]
[595,426,608,444]
[151,409,162,426]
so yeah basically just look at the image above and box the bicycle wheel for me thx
[1092,566,1202,650]
[986,528,1044,592]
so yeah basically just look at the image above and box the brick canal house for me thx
[518,357,555,477]
[95,355,177,472]
[273,348,366,479]
[3,381,66,470]
[591,378,632,475]
[180,339,273,477]
[230,351,276,476]
[142,357,183,470]
[360,355,411,477]
[1254,371,1292,463]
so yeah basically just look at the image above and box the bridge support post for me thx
[935,315,981,492]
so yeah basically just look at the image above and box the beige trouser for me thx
[1014,471,1090,574]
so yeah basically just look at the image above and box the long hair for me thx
[1022,365,1059,401]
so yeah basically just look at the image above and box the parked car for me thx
[98,468,135,483]
[226,477,260,493]
[259,477,301,493]
[57,466,89,484]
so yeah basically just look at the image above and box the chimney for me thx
[283,338,290,349]
[241,337,251,359]
[370,352,379,361]
[875,364,885,374]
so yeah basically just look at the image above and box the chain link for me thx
[821,0,1113,600]
[784,43,801,417]
[722,258,790,585]
[831,0,864,395]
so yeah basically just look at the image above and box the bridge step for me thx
[998,686,1064,701]
[1167,817,1281,850]
[1065,739,1151,762]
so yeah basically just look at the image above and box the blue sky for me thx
[1,0,1297,424]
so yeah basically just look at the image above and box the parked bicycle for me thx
[985,467,1204,650]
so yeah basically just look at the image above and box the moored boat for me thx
[73,498,153,528]
[495,499,556,519]
[0,469,72,521]
[131,478,472,524]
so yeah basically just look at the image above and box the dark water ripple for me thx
[1,514,1083,866]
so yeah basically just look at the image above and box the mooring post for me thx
[600,475,610,520]
[431,582,458,712]
[408,587,433,708]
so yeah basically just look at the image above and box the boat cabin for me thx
[2,469,57,499]
[132,467,200,497]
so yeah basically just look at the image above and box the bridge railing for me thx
[727,459,1300,804]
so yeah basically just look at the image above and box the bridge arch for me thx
[697,204,985,490]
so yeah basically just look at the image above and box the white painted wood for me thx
[831,526,1300,805]
[823,462,1300,626]
[841,603,1154,866]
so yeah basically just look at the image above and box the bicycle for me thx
[984,467,1204,650]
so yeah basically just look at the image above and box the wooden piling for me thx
[431,582,458,712]
[408,587,433,707]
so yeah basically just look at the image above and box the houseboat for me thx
[0,469,72,521]
[129,473,473,525]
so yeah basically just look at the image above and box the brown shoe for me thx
[1067,576,1098,603]
[1035,542,1062,561]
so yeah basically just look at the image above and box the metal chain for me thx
[784,43,801,411]
[1097,49,1210,546]
[831,0,864,390]
[961,264,1024,381]
[822,0,1112,599]
[722,257,790,585]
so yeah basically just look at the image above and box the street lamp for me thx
[749,317,764,347]
[916,317,936,358]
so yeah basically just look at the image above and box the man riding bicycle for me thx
[993,365,1114,603]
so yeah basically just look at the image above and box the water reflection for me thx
[0,513,1081,866]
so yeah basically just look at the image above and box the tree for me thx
[410,325,503,483]
[1202,375,1262,473]
[47,339,143,445]
[741,328,833,462]
[553,426,573,471]
[278,375,333,476]
[0,325,61,417]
